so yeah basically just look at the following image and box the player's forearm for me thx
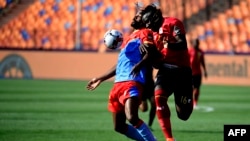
[97,65,116,82]
[137,53,149,69]
[167,34,187,50]
[201,59,207,72]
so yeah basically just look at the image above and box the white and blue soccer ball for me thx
[103,29,123,50]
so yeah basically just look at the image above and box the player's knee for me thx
[177,114,191,121]
[139,105,148,112]
[156,107,171,119]
[127,116,138,125]
[177,109,193,121]
[140,108,147,112]
[114,125,125,134]
[139,101,148,112]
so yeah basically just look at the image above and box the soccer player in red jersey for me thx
[151,17,194,141]
[86,4,163,141]
[188,38,207,108]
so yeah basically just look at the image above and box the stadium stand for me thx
[0,0,250,53]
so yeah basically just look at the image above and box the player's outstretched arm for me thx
[86,65,116,91]
[86,78,102,90]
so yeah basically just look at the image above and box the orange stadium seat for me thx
[220,32,232,52]
[198,0,206,9]
[1,0,250,53]
[210,18,220,36]
[239,1,248,18]
[0,0,133,51]
[0,0,7,8]
[243,17,250,33]
[218,13,228,33]
[215,38,226,52]
[191,0,199,14]
[184,2,192,19]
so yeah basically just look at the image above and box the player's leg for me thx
[108,83,144,141]
[139,99,148,112]
[192,75,202,108]
[108,83,144,140]
[140,79,156,129]
[155,87,174,141]
[174,67,193,120]
[122,81,156,141]
[112,112,127,133]
[112,112,144,141]
[125,97,156,141]
[147,80,156,129]
[154,68,175,141]
[148,94,156,129]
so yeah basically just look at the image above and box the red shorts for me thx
[108,81,143,113]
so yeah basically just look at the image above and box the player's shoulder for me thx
[132,28,153,36]
[164,17,182,23]
[138,28,154,39]
[140,28,154,34]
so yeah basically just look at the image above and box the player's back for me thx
[115,28,154,84]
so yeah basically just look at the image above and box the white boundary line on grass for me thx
[194,105,214,112]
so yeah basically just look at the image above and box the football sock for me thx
[125,124,144,141]
[136,122,156,141]
[158,117,173,138]
[155,89,173,139]
[193,101,197,108]
[166,137,175,141]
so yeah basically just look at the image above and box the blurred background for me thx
[0,0,249,85]
[1,0,250,53]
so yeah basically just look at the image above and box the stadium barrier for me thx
[0,50,249,86]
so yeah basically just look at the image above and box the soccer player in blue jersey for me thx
[86,4,163,141]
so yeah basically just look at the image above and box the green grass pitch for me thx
[0,79,250,141]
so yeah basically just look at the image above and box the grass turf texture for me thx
[0,79,250,141]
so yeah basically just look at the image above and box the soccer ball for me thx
[103,29,123,50]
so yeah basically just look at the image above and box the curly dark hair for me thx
[141,4,163,32]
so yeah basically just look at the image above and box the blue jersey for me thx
[114,29,154,84]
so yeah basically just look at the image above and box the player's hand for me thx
[131,63,141,77]
[162,36,169,48]
[86,78,101,91]
[139,44,148,55]
[204,71,208,78]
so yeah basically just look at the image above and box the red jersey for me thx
[153,32,163,48]
[156,17,190,67]
[188,47,205,75]
[159,17,186,43]
[121,28,154,49]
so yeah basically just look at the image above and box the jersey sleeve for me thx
[140,29,154,45]
[160,17,186,43]
[172,20,186,37]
